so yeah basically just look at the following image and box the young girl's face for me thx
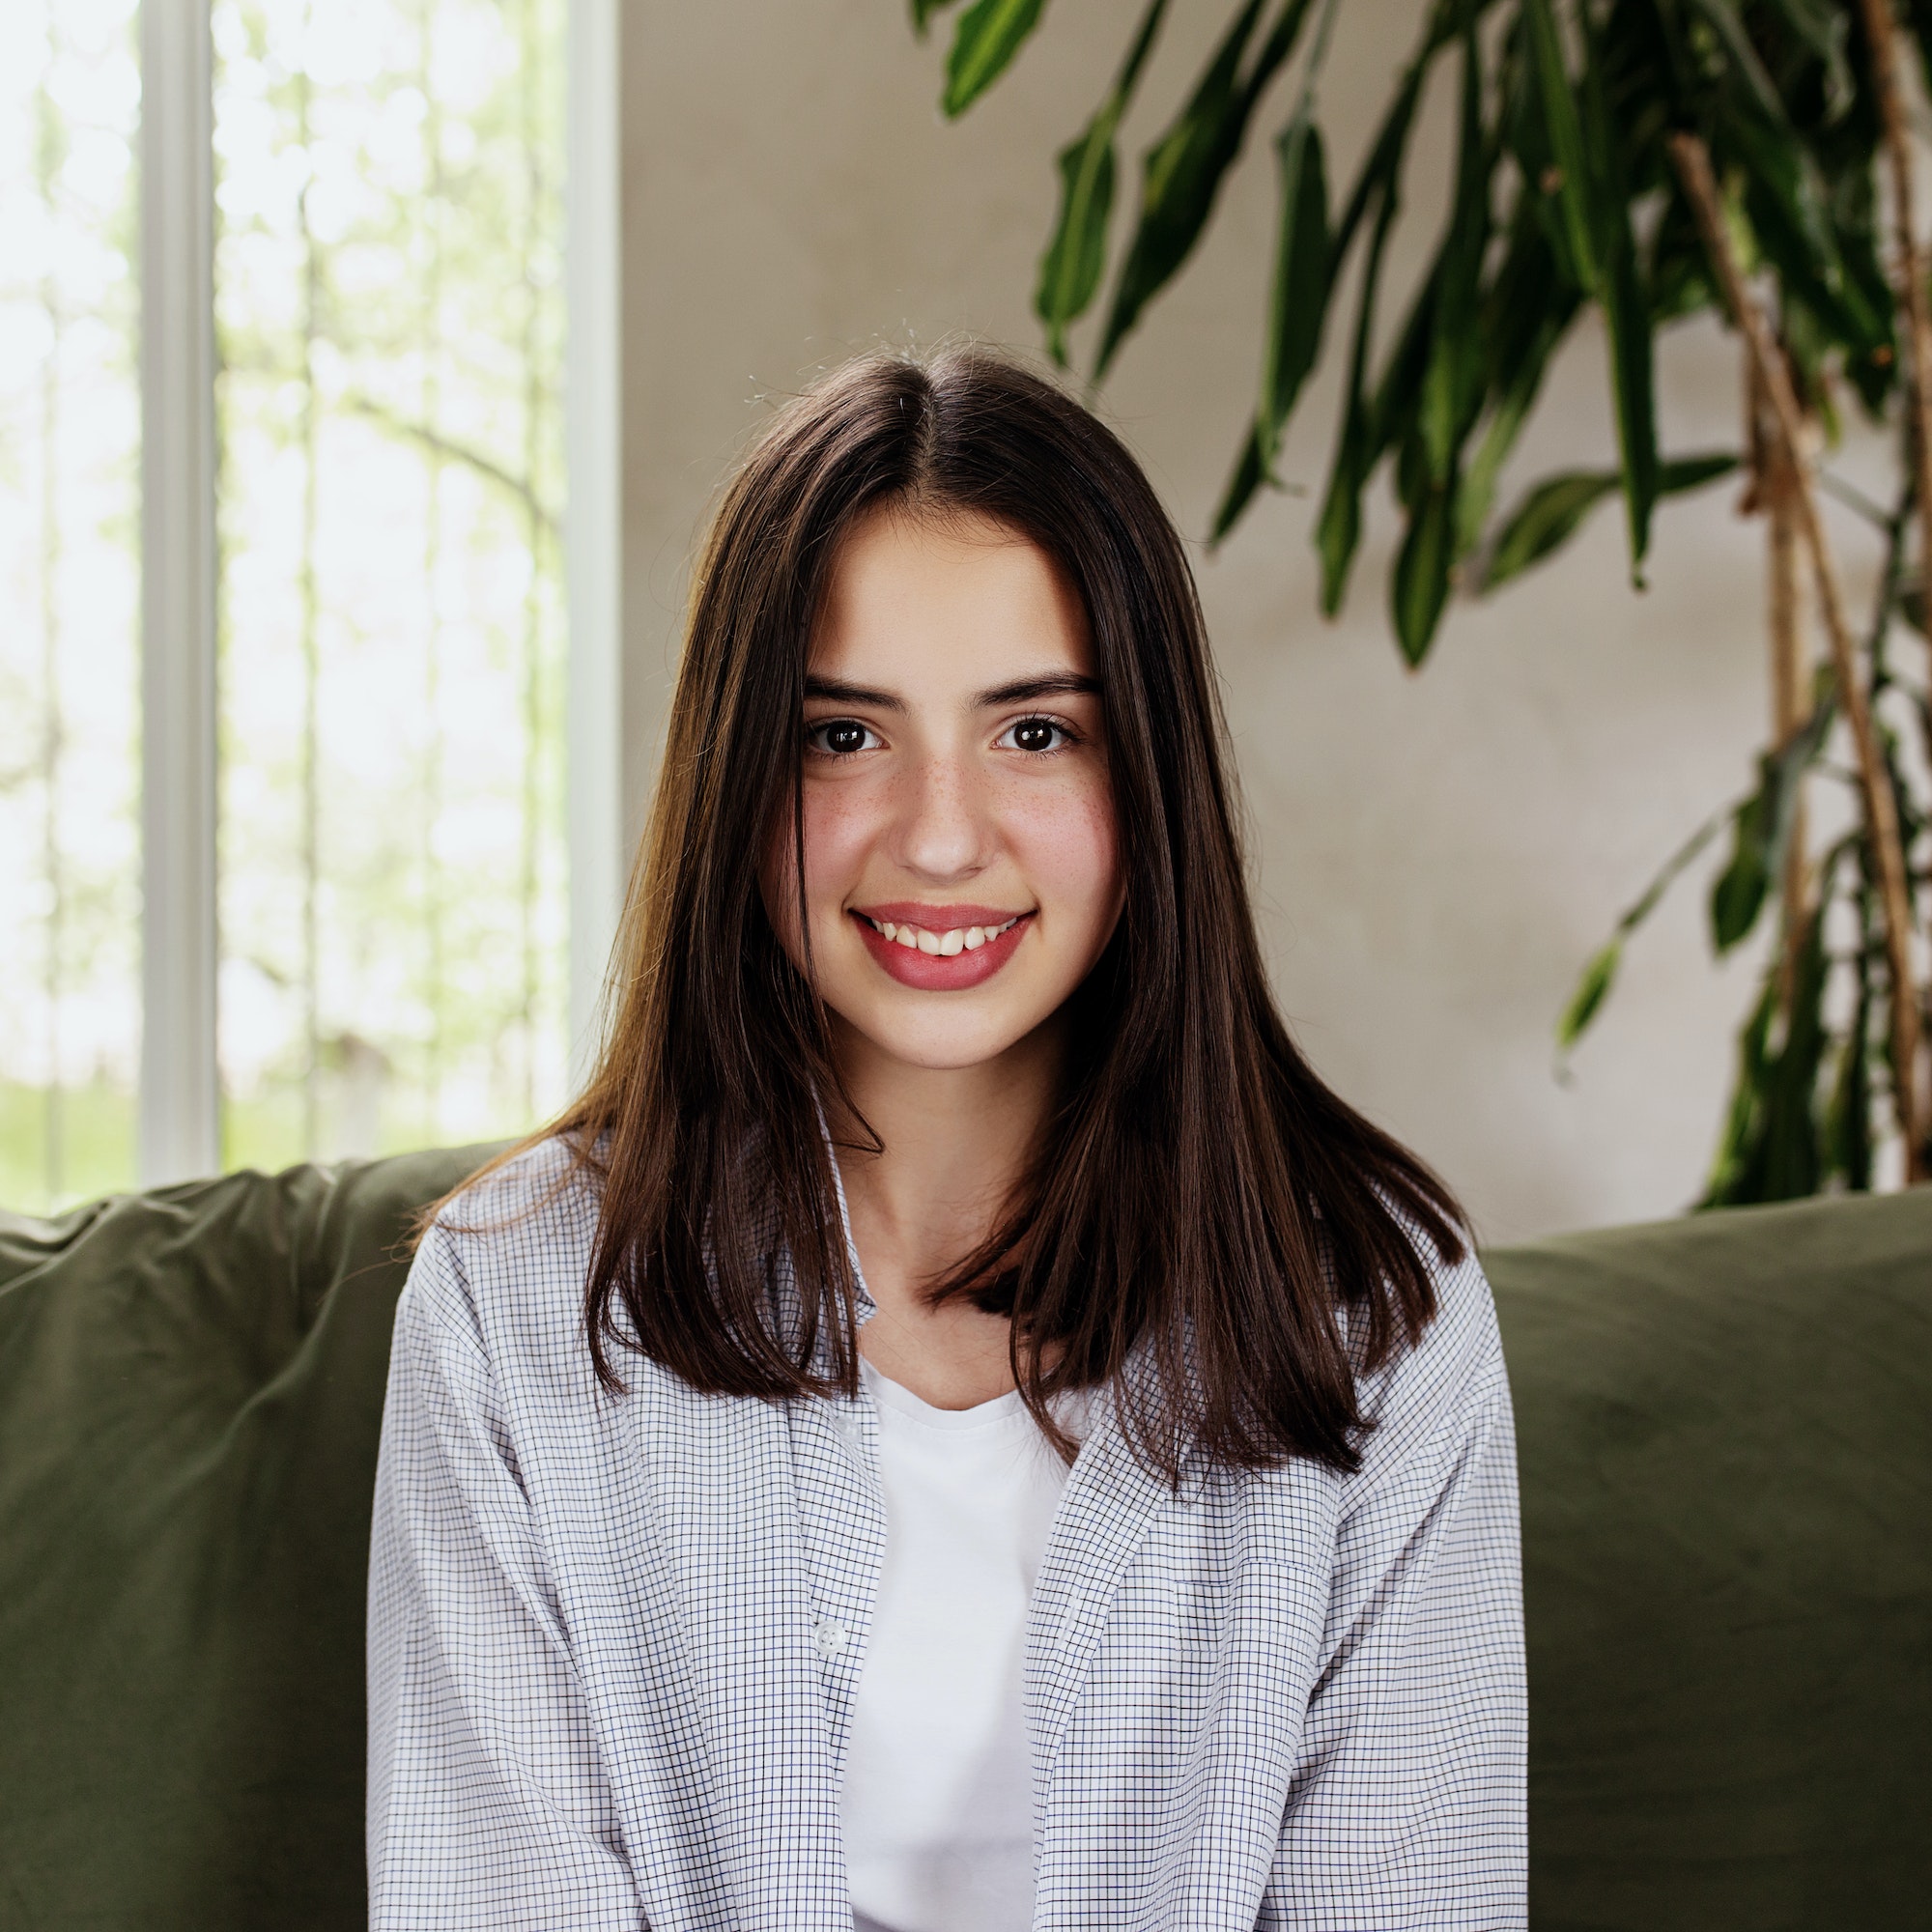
[769,504,1122,1074]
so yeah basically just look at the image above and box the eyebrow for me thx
[803,675,904,712]
[974,670,1101,707]
[802,670,1101,710]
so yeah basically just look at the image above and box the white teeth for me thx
[865,912,1025,953]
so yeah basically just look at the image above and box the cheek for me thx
[1005,777,1122,937]
[796,783,878,918]
[759,791,861,961]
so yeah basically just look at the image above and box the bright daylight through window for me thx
[0,1,142,1211]
[1,0,570,1213]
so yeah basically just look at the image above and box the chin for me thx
[849,1011,1038,1072]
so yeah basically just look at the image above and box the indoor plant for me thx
[909,0,1932,1200]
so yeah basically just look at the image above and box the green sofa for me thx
[0,1150,1926,1930]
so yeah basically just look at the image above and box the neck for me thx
[828,1015,1064,1409]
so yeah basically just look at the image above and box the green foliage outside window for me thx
[0,0,142,1213]
[213,0,571,1173]
[0,0,570,1213]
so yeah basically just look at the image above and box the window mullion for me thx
[565,0,623,1088]
[138,0,220,1184]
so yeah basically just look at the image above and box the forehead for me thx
[810,505,1092,685]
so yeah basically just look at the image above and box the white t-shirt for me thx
[843,1358,1074,1932]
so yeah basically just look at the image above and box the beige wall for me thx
[620,0,1867,1241]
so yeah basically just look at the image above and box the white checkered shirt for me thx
[367,1139,1525,1930]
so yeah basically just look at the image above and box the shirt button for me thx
[811,1619,846,1660]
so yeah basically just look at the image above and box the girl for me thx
[367,346,1524,1931]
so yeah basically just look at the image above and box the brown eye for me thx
[1001,716,1068,754]
[809,719,877,756]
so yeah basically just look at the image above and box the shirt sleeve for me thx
[366,1223,646,1930]
[1261,1252,1528,1931]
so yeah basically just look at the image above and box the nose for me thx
[891,744,992,883]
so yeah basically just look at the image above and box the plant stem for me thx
[1860,0,1932,1159]
[1750,355,1812,992]
[1856,0,1932,681]
[1670,130,1925,1177]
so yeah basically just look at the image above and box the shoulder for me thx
[1345,1236,1510,1498]
[402,1137,604,1380]
[435,1133,598,1240]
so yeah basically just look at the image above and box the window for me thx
[213,0,568,1168]
[0,2,144,1210]
[0,0,616,1213]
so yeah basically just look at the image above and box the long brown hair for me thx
[469,344,1463,1482]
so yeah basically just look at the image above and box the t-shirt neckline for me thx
[859,1354,1031,1433]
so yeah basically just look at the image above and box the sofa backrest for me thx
[0,1147,495,1932]
[1,1152,1926,1929]
[1489,1188,1932,1929]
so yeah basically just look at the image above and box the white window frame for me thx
[138,0,219,1184]
[565,0,623,1093]
[133,0,621,1184]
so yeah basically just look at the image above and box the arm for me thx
[366,1225,645,1930]
[1262,1256,1527,1931]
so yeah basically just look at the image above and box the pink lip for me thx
[854,901,1031,928]
[849,906,1035,991]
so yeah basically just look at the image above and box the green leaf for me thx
[1315,183,1399,612]
[1316,398,1370,614]
[1666,452,1742,494]
[1094,0,1307,377]
[1456,213,1579,555]
[1312,28,1433,613]
[1553,805,1730,1053]
[1209,421,1267,546]
[1831,172,1900,412]
[1319,213,1435,613]
[1557,937,1623,1050]
[1482,199,1572,388]
[1329,25,1437,262]
[1417,28,1490,481]
[1033,0,1168,363]
[1647,187,1717,324]
[1824,926,1874,1190]
[1756,904,1831,1202]
[1621,808,1729,933]
[942,0,1048,118]
[1456,368,1547,558]
[1391,477,1458,666]
[1257,111,1331,466]
[911,0,963,36]
[1522,0,1596,292]
[1689,0,1785,125]
[1481,453,1736,591]
[1482,470,1617,587]
[1037,131,1117,365]
[1708,699,1833,953]
[1709,802,1774,952]
[1579,8,1657,578]
[1726,110,1832,273]
[1763,0,1851,121]
[1726,111,1889,362]
[1379,266,1442,503]
[1457,307,1573,558]
[1700,972,1777,1207]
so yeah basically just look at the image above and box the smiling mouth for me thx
[855,911,1026,957]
